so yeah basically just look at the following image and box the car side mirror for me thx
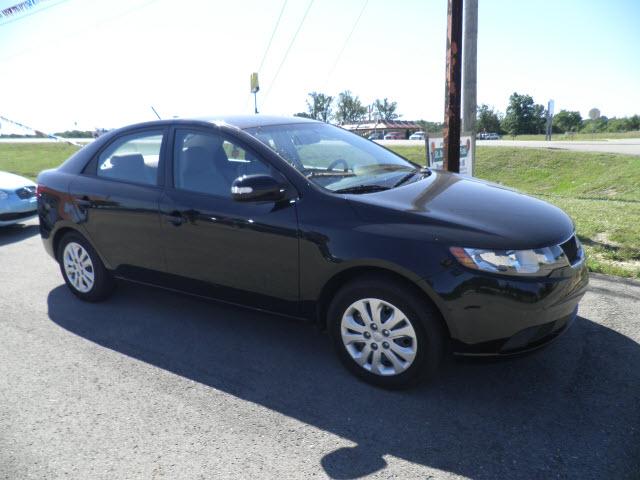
[231,174,286,202]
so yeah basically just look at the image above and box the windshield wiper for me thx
[392,167,431,188]
[306,170,356,178]
[333,184,390,194]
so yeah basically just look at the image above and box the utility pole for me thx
[462,0,477,175]
[443,0,463,173]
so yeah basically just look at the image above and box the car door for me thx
[69,128,167,280]
[159,126,300,314]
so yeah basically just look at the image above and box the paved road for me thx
[378,138,640,156]
[1,219,639,479]
[476,138,640,156]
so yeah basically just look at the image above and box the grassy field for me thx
[0,143,78,179]
[496,130,640,141]
[1,142,639,278]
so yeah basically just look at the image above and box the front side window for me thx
[97,131,163,185]
[245,122,423,192]
[173,129,271,197]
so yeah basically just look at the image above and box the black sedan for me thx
[37,116,588,388]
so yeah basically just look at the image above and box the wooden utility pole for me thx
[443,0,463,173]
[462,0,477,175]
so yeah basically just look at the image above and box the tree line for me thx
[294,91,403,124]
[478,92,640,136]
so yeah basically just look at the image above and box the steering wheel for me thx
[327,158,349,172]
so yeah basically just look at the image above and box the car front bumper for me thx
[428,259,589,355]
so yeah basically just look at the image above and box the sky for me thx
[0,0,638,134]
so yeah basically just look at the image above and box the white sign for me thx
[427,136,474,176]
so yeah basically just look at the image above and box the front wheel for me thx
[58,232,115,302]
[328,277,444,389]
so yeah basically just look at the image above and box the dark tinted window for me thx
[173,130,271,197]
[97,131,163,185]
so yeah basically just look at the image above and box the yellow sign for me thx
[250,72,260,93]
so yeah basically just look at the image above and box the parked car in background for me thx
[0,171,37,226]
[383,132,404,140]
[478,132,501,140]
[367,132,384,140]
[37,115,588,388]
[409,131,425,140]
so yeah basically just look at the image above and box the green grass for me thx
[1,142,639,278]
[0,143,79,180]
[390,145,640,278]
[497,130,640,141]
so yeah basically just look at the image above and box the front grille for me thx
[0,209,37,221]
[560,235,581,265]
[15,186,36,199]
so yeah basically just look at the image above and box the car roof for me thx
[113,115,321,132]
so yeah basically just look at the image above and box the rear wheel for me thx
[328,276,444,388]
[58,232,114,302]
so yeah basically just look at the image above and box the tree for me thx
[476,104,502,133]
[501,92,546,136]
[306,92,333,122]
[333,90,367,125]
[373,98,400,121]
[417,120,444,134]
[552,110,583,133]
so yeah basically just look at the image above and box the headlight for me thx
[0,190,9,200]
[450,245,569,276]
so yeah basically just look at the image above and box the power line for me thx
[257,0,288,73]
[0,0,161,63]
[262,0,314,104]
[325,0,368,83]
[0,0,74,28]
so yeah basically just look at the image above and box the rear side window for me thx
[97,131,163,185]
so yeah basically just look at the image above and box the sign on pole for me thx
[250,73,260,93]
[427,136,474,176]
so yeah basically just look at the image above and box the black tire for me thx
[57,231,115,302]
[328,275,445,389]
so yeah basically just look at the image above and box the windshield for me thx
[245,123,424,192]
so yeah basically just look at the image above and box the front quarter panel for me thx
[296,189,450,310]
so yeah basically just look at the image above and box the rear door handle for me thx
[75,196,93,208]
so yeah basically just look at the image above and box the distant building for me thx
[340,120,423,138]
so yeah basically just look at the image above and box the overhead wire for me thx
[262,0,315,105]
[0,0,161,63]
[0,0,73,27]
[257,0,288,73]
[325,0,368,86]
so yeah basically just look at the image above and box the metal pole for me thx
[254,92,259,114]
[443,0,463,173]
[462,0,477,175]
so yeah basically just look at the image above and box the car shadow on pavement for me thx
[46,283,640,479]
[0,223,39,247]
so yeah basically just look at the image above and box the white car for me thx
[409,131,425,140]
[0,171,38,226]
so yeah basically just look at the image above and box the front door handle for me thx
[163,212,185,226]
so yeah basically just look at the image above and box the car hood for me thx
[0,171,35,190]
[347,170,575,250]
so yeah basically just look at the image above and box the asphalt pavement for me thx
[1,219,639,479]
